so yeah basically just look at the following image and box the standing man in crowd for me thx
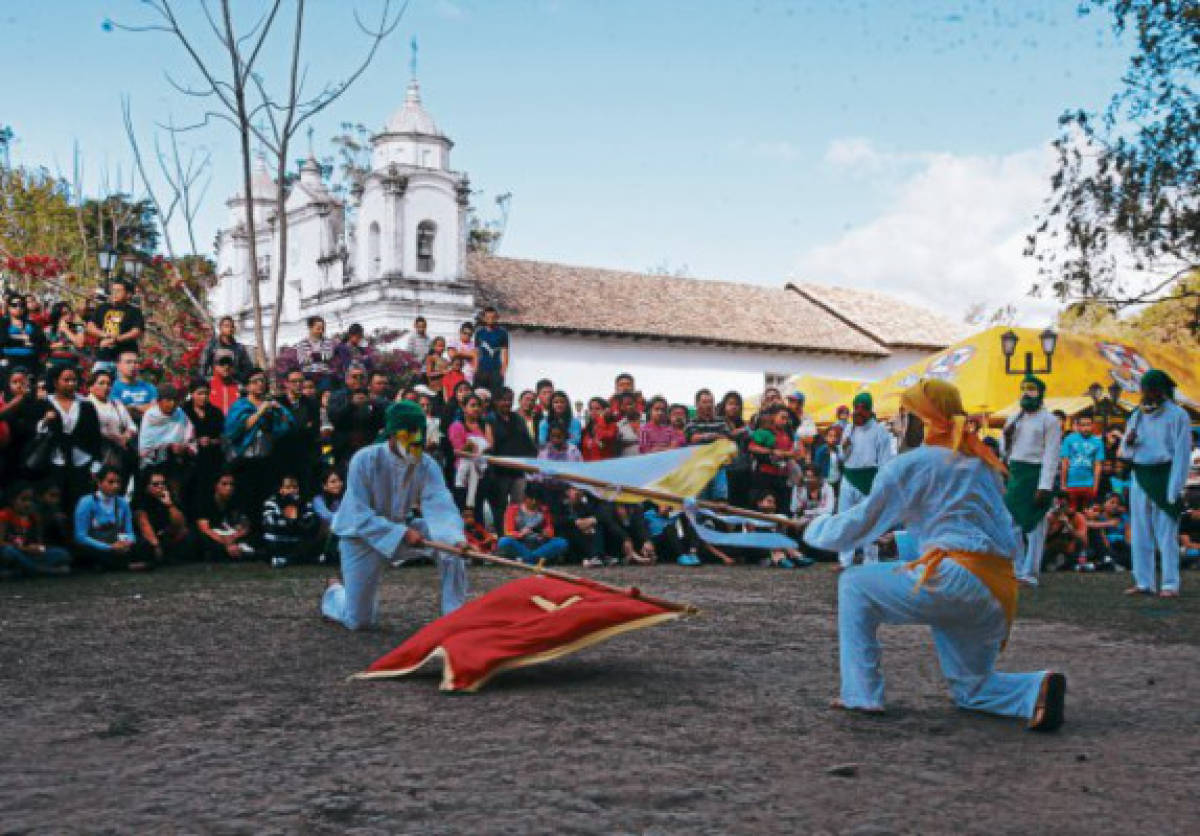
[1003,375,1062,587]
[1119,370,1192,598]
[87,279,144,371]
[1060,414,1105,511]
[208,355,241,415]
[332,323,374,378]
[405,315,431,360]
[199,316,253,382]
[322,401,468,628]
[472,306,509,397]
[485,387,537,528]
[295,316,337,390]
[836,392,894,568]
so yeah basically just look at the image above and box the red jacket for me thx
[503,503,555,539]
[580,415,620,461]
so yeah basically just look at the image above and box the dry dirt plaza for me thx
[2,563,1198,834]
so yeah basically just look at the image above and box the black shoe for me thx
[1029,672,1066,732]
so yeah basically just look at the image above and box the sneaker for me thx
[778,557,795,569]
[270,557,288,569]
[793,556,815,568]
[581,557,604,568]
[677,553,701,567]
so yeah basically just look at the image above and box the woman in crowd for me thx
[225,368,296,519]
[447,393,489,514]
[137,384,196,496]
[721,391,752,508]
[183,380,226,513]
[1,295,47,375]
[41,365,102,506]
[538,390,581,448]
[580,396,620,461]
[0,367,45,481]
[313,468,345,565]
[195,471,254,561]
[72,465,138,570]
[88,369,137,477]
[639,396,683,454]
[0,481,72,577]
[133,468,194,566]
[44,301,88,370]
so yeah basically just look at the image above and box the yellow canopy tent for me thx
[837,326,1200,421]
[783,374,867,419]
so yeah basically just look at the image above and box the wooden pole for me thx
[482,455,799,529]
[425,539,699,616]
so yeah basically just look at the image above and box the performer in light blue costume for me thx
[321,400,468,629]
[1118,369,1192,598]
[806,379,1065,730]
[835,392,894,568]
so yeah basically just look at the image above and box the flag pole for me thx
[480,454,799,529]
[425,539,699,616]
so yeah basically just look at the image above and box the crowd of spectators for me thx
[2,285,1198,580]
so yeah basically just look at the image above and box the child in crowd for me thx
[1080,499,1126,571]
[261,474,319,568]
[1042,494,1086,572]
[754,492,811,569]
[498,491,568,565]
[461,507,497,555]
[313,469,345,565]
[195,472,254,561]
[0,482,72,577]
[73,466,139,571]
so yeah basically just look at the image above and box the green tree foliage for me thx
[0,166,85,273]
[1027,0,1199,333]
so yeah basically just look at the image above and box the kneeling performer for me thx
[322,400,468,630]
[804,379,1065,730]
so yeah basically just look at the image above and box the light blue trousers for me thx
[320,521,469,630]
[1014,516,1047,584]
[838,560,1045,717]
[1129,479,1181,593]
[836,481,869,567]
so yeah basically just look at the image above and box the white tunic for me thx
[1119,400,1192,501]
[1003,408,1061,492]
[839,419,894,470]
[807,445,1020,560]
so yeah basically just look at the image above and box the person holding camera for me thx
[224,368,296,521]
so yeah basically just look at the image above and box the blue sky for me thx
[0,0,1130,323]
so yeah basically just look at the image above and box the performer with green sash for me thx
[1118,370,1192,598]
[1001,375,1061,586]
[835,392,894,568]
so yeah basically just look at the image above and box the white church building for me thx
[211,77,964,401]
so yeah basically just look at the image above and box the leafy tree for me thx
[1027,0,1199,334]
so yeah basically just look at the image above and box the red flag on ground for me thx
[353,575,682,692]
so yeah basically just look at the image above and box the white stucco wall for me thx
[500,331,927,404]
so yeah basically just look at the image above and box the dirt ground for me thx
[2,563,1198,834]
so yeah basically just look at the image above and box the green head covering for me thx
[1022,374,1046,396]
[1140,369,1176,398]
[852,392,873,411]
[384,399,426,439]
[751,428,777,449]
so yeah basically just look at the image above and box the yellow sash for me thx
[905,548,1018,647]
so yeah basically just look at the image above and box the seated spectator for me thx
[1178,492,1199,568]
[199,315,253,382]
[44,300,88,371]
[792,466,835,525]
[611,502,657,565]
[557,485,608,566]
[332,323,374,378]
[405,316,431,360]
[497,492,567,565]
[538,390,581,449]
[643,503,701,566]
[461,507,497,554]
[35,480,72,549]
[137,385,196,494]
[1080,498,1126,571]
[261,473,319,568]
[111,350,157,422]
[638,397,683,454]
[183,380,226,512]
[580,396,620,461]
[537,424,582,509]
[133,468,194,566]
[1109,459,1132,503]
[208,355,242,415]
[195,471,254,562]
[755,492,810,569]
[0,481,71,577]
[1043,495,1086,572]
[225,368,296,518]
[73,466,138,571]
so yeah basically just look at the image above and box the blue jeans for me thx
[497,536,568,565]
[1,545,71,575]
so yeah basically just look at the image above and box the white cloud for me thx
[795,141,1061,325]
[433,0,468,20]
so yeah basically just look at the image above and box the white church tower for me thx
[211,72,475,344]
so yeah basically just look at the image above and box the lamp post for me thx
[1086,381,1125,435]
[999,328,1058,377]
[97,246,118,292]
[121,254,144,290]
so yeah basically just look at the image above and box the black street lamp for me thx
[97,245,118,291]
[1086,380,1125,434]
[1000,327,1058,376]
[121,254,145,288]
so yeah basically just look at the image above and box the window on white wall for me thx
[764,372,788,391]
[416,220,436,273]
[422,149,432,167]
[368,222,381,278]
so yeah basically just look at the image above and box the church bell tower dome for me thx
[385,80,443,137]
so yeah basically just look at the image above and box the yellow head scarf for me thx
[900,379,1006,476]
